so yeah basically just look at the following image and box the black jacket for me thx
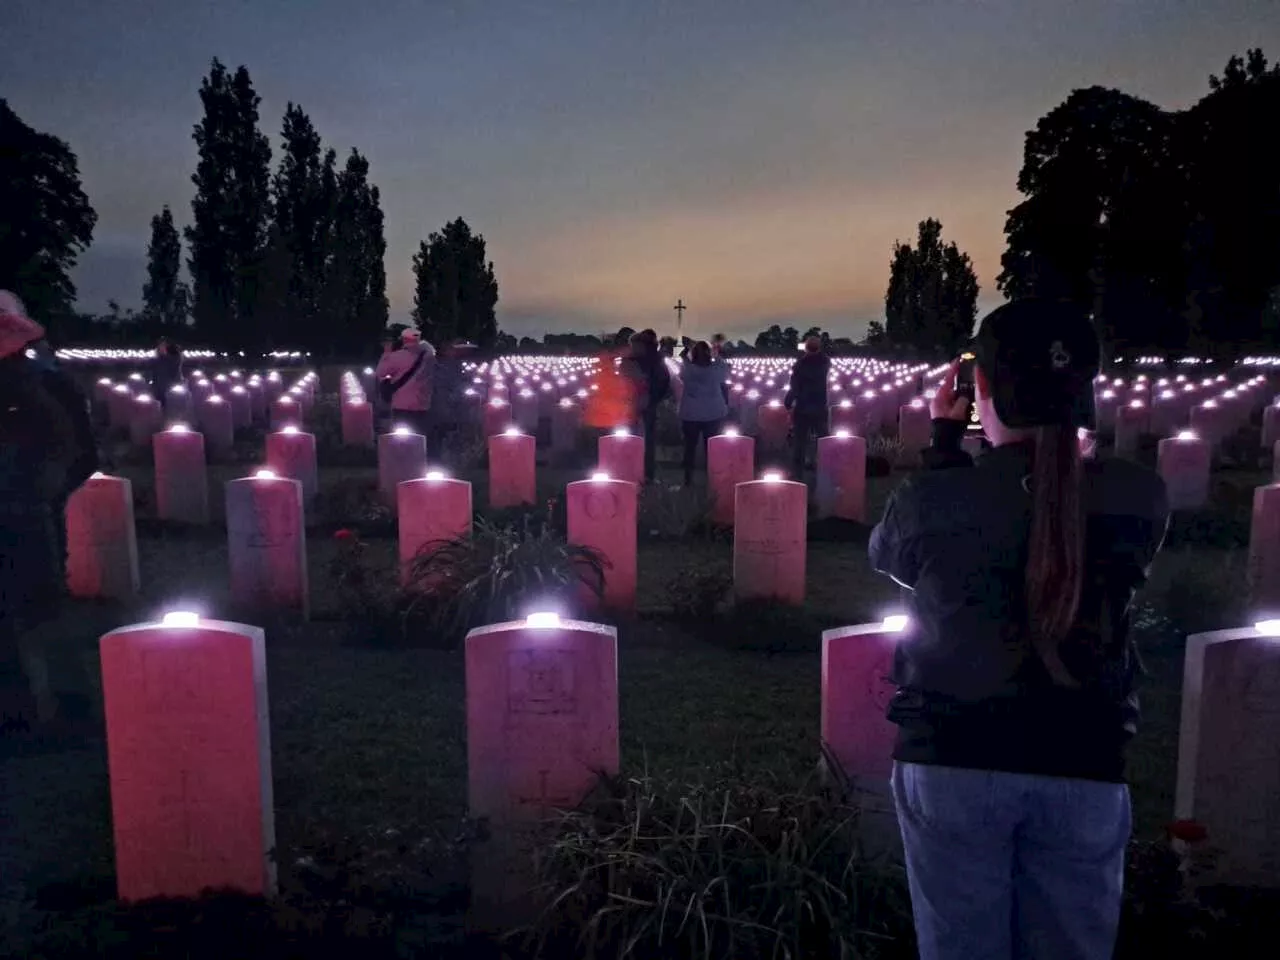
[869,420,1168,782]
[785,353,829,415]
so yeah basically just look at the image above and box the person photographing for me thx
[869,300,1168,960]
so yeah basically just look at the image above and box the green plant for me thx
[401,515,608,646]
[666,562,732,620]
[867,434,904,468]
[518,769,914,960]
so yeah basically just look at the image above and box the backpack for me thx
[378,348,428,404]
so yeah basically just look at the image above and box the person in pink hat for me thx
[1,291,83,730]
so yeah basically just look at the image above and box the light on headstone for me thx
[254,469,277,480]
[503,426,521,436]
[282,425,299,435]
[393,425,411,436]
[722,425,740,437]
[761,471,784,483]
[425,469,446,481]
[835,428,852,439]
[161,611,201,628]
[1176,430,1198,441]
[612,426,630,437]
[1254,619,1280,637]
[526,611,561,629]
[169,423,190,433]
[591,471,610,482]
[882,614,910,632]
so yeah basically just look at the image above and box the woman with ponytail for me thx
[869,300,1168,960]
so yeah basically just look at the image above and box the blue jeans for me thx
[892,762,1129,960]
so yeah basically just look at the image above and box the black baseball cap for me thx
[972,299,1100,429]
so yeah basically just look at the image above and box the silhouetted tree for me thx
[326,149,388,353]
[999,52,1280,359]
[0,99,97,324]
[187,59,272,347]
[262,103,324,346]
[863,320,887,346]
[411,217,498,348]
[885,218,979,355]
[1183,49,1280,355]
[142,206,190,328]
[1208,48,1279,91]
[754,324,785,350]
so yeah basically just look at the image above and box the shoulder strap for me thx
[389,349,428,392]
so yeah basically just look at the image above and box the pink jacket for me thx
[375,342,436,411]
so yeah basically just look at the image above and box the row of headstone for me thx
[94,610,1280,906]
[94,368,316,458]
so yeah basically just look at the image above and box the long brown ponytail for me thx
[1025,422,1085,686]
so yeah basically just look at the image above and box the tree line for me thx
[3,49,1278,358]
[2,60,498,354]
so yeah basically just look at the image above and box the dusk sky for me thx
[3,1,1276,341]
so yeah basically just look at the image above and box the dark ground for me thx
[0,437,1257,956]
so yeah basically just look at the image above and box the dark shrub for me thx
[519,769,915,960]
[399,516,607,647]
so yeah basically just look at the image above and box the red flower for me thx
[1165,819,1208,844]
[334,529,356,542]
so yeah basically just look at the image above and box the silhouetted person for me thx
[870,300,1169,960]
[151,337,184,408]
[784,335,829,478]
[375,328,437,445]
[1,292,86,726]
[620,329,670,483]
[677,340,729,486]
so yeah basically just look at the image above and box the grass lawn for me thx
[0,431,1259,955]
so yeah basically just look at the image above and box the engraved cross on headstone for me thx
[673,299,686,338]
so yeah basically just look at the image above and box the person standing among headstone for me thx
[677,340,729,486]
[620,329,670,484]
[375,327,436,446]
[22,328,99,578]
[784,335,829,478]
[150,337,184,408]
[868,300,1169,960]
[0,293,82,728]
